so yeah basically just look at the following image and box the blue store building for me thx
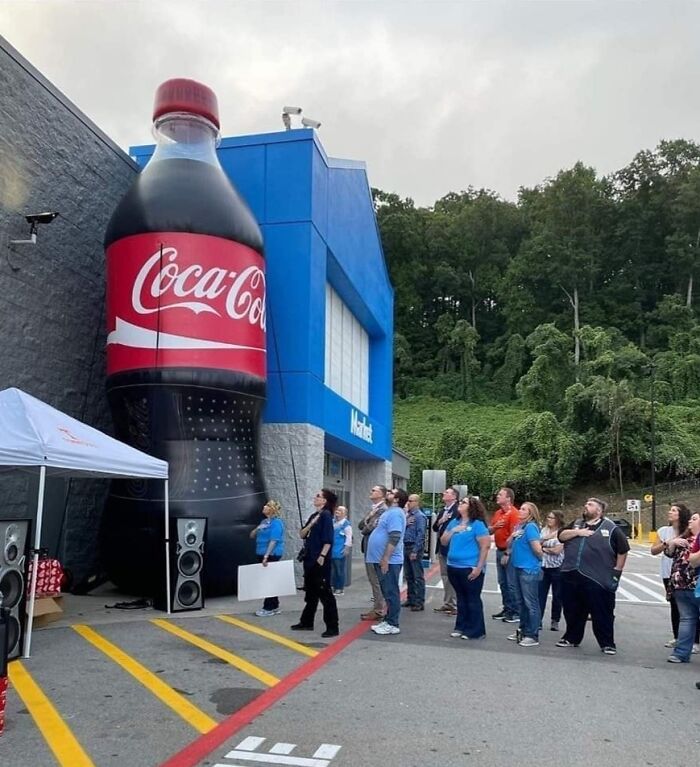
[131,128,399,527]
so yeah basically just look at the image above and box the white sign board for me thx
[237,560,297,602]
[422,469,447,494]
[626,499,641,513]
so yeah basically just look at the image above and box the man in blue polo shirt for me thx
[366,488,407,635]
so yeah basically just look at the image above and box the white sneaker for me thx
[335,590,344,596]
[450,631,462,638]
[371,621,388,631]
[255,608,278,617]
[693,644,699,654]
[372,623,400,635]
[665,639,677,648]
[507,632,520,641]
[519,637,539,647]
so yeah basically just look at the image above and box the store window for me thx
[324,284,369,413]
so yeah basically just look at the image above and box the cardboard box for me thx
[29,596,64,628]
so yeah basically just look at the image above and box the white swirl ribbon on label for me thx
[107,317,266,351]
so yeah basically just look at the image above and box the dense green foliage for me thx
[381,140,700,501]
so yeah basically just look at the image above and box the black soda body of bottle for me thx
[101,79,267,596]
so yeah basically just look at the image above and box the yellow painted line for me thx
[151,618,280,687]
[8,661,95,767]
[216,614,319,658]
[72,624,216,734]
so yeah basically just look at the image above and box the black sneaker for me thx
[491,610,506,620]
[602,646,617,656]
[502,615,520,624]
[290,623,314,631]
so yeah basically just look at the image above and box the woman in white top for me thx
[539,511,565,631]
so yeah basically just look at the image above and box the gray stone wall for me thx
[0,37,137,584]
[259,422,325,561]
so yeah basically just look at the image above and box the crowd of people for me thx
[247,483,700,682]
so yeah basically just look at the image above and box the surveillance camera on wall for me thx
[9,211,60,247]
[25,212,59,226]
[282,106,302,115]
[301,117,321,129]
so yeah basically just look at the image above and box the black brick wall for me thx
[0,37,137,586]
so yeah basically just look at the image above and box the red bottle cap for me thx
[153,78,220,128]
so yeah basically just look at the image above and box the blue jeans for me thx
[496,549,518,615]
[375,563,401,627]
[331,557,346,590]
[404,553,425,607]
[513,567,542,639]
[539,567,562,622]
[672,589,700,661]
[447,566,486,638]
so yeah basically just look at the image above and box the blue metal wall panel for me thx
[218,143,266,223]
[266,140,313,223]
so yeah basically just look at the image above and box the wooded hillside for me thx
[381,139,700,500]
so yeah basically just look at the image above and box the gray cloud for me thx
[2,0,699,206]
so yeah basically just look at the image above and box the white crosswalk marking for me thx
[621,574,666,602]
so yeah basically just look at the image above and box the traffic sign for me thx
[626,499,641,512]
[644,493,654,503]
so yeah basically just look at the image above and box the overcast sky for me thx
[2,1,699,206]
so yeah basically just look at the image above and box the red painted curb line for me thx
[159,561,441,767]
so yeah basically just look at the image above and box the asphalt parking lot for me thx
[4,545,700,767]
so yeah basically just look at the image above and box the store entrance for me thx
[323,452,352,519]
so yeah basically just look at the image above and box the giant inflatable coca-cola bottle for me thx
[101,79,266,596]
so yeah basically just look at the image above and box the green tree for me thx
[516,324,574,414]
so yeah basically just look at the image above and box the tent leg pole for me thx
[164,479,171,615]
[23,465,46,659]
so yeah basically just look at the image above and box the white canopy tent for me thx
[0,387,170,657]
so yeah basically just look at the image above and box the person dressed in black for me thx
[291,488,339,638]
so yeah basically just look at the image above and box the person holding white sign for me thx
[250,500,285,617]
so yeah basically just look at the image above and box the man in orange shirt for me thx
[489,487,520,622]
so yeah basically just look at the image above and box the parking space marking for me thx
[72,624,217,734]
[216,615,319,658]
[8,660,95,767]
[151,618,280,687]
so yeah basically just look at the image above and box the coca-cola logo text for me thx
[132,247,266,329]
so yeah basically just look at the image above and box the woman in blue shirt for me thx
[331,506,353,595]
[506,501,543,646]
[440,497,491,640]
[249,500,285,617]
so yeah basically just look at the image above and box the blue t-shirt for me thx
[445,518,489,568]
[332,519,352,558]
[366,507,406,565]
[255,517,284,557]
[511,521,541,571]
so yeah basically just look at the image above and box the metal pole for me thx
[23,465,46,658]
[164,479,171,615]
[431,489,436,563]
[650,365,657,531]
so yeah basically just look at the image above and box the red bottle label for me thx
[106,232,266,377]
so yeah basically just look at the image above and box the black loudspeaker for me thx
[154,518,206,612]
[1,608,10,676]
[0,520,30,660]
